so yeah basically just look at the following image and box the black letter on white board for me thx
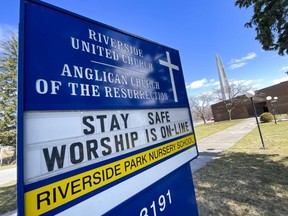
[43,145,66,172]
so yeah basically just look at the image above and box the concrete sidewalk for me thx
[0,167,17,216]
[0,167,16,185]
[190,118,257,173]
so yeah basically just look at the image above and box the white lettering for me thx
[50,81,62,95]
[36,79,48,94]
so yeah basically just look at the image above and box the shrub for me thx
[260,112,274,123]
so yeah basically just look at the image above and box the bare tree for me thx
[189,93,214,124]
[214,81,253,120]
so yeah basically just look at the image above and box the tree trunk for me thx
[201,115,207,124]
[228,110,232,121]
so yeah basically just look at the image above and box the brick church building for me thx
[211,81,288,121]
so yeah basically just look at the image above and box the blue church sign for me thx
[17,0,199,215]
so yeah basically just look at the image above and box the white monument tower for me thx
[215,54,230,100]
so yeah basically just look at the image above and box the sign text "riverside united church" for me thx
[35,28,168,101]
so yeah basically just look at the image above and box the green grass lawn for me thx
[193,120,288,215]
[0,181,16,215]
[194,119,241,140]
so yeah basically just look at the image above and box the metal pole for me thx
[276,101,281,116]
[250,97,266,149]
[271,102,277,125]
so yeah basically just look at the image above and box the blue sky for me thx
[1,0,288,96]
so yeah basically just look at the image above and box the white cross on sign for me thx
[159,51,180,102]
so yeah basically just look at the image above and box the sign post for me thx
[18,0,199,215]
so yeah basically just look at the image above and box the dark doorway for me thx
[263,106,269,113]
[255,102,267,116]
